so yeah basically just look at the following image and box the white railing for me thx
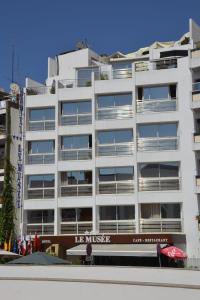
[139,219,182,233]
[61,113,92,126]
[112,68,132,79]
[137,99,177,113]
[26,224,54,235]
[96,142,134,156]
[29,120,55,131]
[138,177,180,191]
[27,153,55,164]
[60,184,92,197]
[135,58,177,72]
[59,149,92,161]
[96,105,133,120]
[58,79,92,88]
[137,137,178,151]
[99,220,136,233]
[60,222,93,235]
[27,188,55,199]
[98,181,134,194]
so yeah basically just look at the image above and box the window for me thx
[97,94,132,108]
[61,101,91,115]
[98,130,133,144]
[77,68,99,86]
[28,141,55,153]
[29,108,55,121]
[99,167,134,182]
[141,204,180,219]
[99,206,135,220]
[138,123,177,138]
[61,208,92,222]
[62,135,92,149]
[61,171,92,185]
[112,62,132,70]
[28,175,55,188]
[138,85,176,101]
[139,162,179,178]
[27,210,54,223]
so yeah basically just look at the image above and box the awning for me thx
[67,244,157,257]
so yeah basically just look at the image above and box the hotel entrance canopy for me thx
[67,244,157,257]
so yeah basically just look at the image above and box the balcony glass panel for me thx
[112,62,132,79]
[28,141,55,164]
[29,108,55,131]
[27,175,55,199]
[60,135,92,160]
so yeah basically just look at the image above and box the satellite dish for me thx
[10,83,20,95]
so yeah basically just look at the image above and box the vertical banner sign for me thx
[16,91,24,209]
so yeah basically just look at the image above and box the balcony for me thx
[60,222,92,235]
[137,137,178,152]
[26,224,54,235]
[96,142,134,157]
[192,82,200,103]
[112,68,132,79]
[61,113,92,126]
[99,220,136,233]
[26,85,55,95]
[27,188,55,199]
[135,58,177,72]
[59,149,92,161]
[98,181,134,194]
[28,120,55,131]
[96,105,133,120]
[27,153,55,165]
[138,177,180,191]
[60,185,92,197]
[139,219,182,233]
[137,99,177,113]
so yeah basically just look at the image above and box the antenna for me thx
[11,45,15,83]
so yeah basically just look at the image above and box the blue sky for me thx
[0,0,200,91]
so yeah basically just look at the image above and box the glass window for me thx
[115,167,134,181]
[117,206,135,220]
[27,210,54,223]
[29,141,54,153]
[62,171,92,185]
[138,123,177,138]
[140,164,159,178]
[77,208,92,221]
[138,125,157,138]
[98,130,133,144]
[99,168,115,182]
[143,86,169,100]
[141,204,160,219]
[100,206,116,220]
[159,162,179,177]
[29,108,55,121]
[158,123,177,137]
[62,101,91,115]
[28,174,55,188]
[112,62,132,70]
[42,210,54,223]
[62,135,90,149]
[161,204,181,219]
[61,209,76,222]
[97,93,132,108]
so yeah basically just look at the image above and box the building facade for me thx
[23,19,200,265]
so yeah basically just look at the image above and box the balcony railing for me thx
[112,68,132,79]
[29,120,55,131]
[139,219,182,233]
[27,188,55,199]
[60,184,92,197]
[137,137,178,151]
[61,113,92,126]
[96,105,133,120]
[58,79,92,89]
[137,99,177,113]
[96,142,134,156]
[26,86,55,95]
[99,220,136,233]
[27,153,55,164]
[98,181,134,194]
[26,224,54,235]
[138,177,180,191]
[59,149,92,161]
[60,222,92,234]
[135,59,177,72]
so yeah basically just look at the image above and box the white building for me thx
[23,19,200,266]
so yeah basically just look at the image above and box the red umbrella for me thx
[161,246,187,260]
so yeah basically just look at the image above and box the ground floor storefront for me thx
[40,233,186,267]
